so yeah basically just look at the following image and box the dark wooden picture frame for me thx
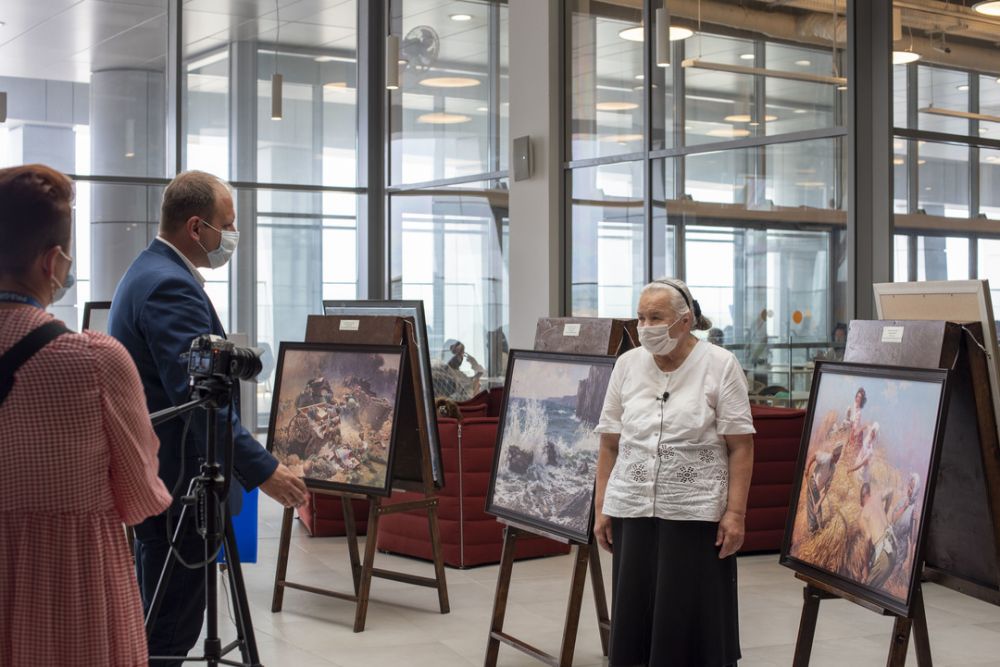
[82,300,112,332]
[780,361,950,617]
[266,341,407,497]
[485,349,616,545]
[323,300,444,487]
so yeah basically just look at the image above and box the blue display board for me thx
[221,487,258,564]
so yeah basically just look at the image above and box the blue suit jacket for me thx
[109,240,277,521]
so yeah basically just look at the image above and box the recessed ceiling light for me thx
[973,1,1000,16]
[600,133,643,143]
[314,55,336,63]
[748,122,760,127]
[323,81,351,91]
[986,156,1000,163]
[419,77,480,88]
[596,101,640,111]
[476,106,488,112]
[450,13,473,22]
[618,25,693,42]
[837,85,849,91]
[795,181,826,187]
[794,109,808,114]
[739,53,755,61]
[708,128,751,138]
[417,112,471,125]
[925,186,932,191]
[635,74,644,80]
[957,84,970,91]
[893,157,905,165]
[724,114,778,123]
[980,127,989,134]
[893,50,921,65]
[795,59,812,67]
[918,159,927,165]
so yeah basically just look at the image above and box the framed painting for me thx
[266,342,406,496]
[82,301,112,333]
[323,300,444,486]
[486,350,616,544]
[780,361,950,616]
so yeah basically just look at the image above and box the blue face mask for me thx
[51,247,75,304]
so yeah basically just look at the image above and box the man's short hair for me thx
[160,170,229,235]
[0,164,74,277]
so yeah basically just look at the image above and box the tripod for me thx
[148,378,262,666]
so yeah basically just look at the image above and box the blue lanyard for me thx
[0,291,44,310]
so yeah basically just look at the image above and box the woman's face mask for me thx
[638,316,684,356]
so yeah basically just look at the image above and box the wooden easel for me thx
[792,576,932,667]
[790,320,1000,664]
[484,524,610,667]
[483,317,634,666]
[270,315,449,632]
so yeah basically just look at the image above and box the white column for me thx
[507,0,562,349]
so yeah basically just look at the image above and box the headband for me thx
[654,279,702,320]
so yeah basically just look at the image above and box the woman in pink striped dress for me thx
[0,164,172,666]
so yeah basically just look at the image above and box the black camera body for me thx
[187,334,263,382]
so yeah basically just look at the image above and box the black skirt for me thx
[609,517,740,667]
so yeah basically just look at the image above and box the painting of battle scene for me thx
[783,364,947,610]
[267,343,405,495]
[487,352,616,543]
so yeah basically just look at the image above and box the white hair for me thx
[640,278,713,330]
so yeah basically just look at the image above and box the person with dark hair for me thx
[108,170,307,665]
[594,277,754,667]
[0,164,172,665]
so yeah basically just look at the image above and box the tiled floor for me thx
[206,498,1000,666]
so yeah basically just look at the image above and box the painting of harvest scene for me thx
[785,366,945,609]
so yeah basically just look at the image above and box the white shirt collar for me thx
[156,236,206,286]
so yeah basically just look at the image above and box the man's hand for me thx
[260,464,308,508]
[594,512,614,552]
[716,510,745,559]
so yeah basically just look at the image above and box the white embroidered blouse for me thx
[595,341,755,522]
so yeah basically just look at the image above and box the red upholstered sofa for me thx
[377,416,571,567]
[297,494,370,537]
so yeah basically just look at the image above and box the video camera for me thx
[187,334,263,382]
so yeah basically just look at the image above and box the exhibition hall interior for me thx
[4,0,1000,665]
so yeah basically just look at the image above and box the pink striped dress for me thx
[0,305,172,666]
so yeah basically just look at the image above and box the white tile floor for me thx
[207,498,1000,666]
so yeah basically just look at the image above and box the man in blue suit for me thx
[109,171,307,665]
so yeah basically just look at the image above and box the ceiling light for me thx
[795,181,826,187]
[419,77,480,88]
[618,25,693,42]
[596,101,639,111]
[682,58,846,86]
[985,156,1000,163]
[920,107,1000,124]
[724,114,778,123]
[981,128,990,134]
[323,81,351,91]
[635,74,644,80]
[314,55,336,63]
[893,157,905,165]
[918,159,927,165]
[749,122,760,127]
[476,106,488,112]
[600,133,643,143]
[973,1,1000,16]
[957,84,970,92]
[707,128,751,138]
[271,73,283,120]
[450,13,473,22]
[794,109,807,114]
[893,50,921,65]
[795,59,812,67]
[740,53,755,61]
[837,85,849,91]
[417,112,471,125]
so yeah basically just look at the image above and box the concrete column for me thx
[89,69,166,300]
[507,0,562,349]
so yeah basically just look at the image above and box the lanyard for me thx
[0,291,44,310]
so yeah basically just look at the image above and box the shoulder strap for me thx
[0,321,71,407]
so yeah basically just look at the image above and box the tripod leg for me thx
[145,503,191,634]
[224,513,262,667]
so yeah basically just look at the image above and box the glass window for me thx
[918,142,969,219]
[894,235,910,282]
[570,161,645,317]
[390,0,506,185]
[983,148,1000,220]
[566,0,644,160]
[916,236,969,281]
[979,239,1000,332]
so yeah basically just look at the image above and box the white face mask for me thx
[198,219,239,269]
[638,317,684,356]
[51,247,76,304]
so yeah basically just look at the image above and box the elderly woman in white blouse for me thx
[594,278,755,667]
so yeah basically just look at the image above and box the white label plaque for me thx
[881,326,905,343]
[563,323,582,337]
[339,319,361,331]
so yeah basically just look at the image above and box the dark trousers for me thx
[610,517,740,667]
[134,513,207,667]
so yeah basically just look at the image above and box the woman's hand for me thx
[715,510,745,559]
[594,512,614,552]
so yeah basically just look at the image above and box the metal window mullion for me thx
[488,0,501,174]
[906,64,918,215]
[166,0,183,176]
[907,234,917,282]
[643,0,654,286]
[971,71,981,220]
[359,0,386,299]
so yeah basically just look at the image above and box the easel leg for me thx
[354,499,381,633]
[426,499,450,614]
[342,497,362,595]
[588,546,611,657]
[887,616,913,667]
[223,513,262,666]
[484,527,520,667]
[557,545,591,667]
[912,588,933,667]
[792,585,824,667]
[270,506,294,613]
